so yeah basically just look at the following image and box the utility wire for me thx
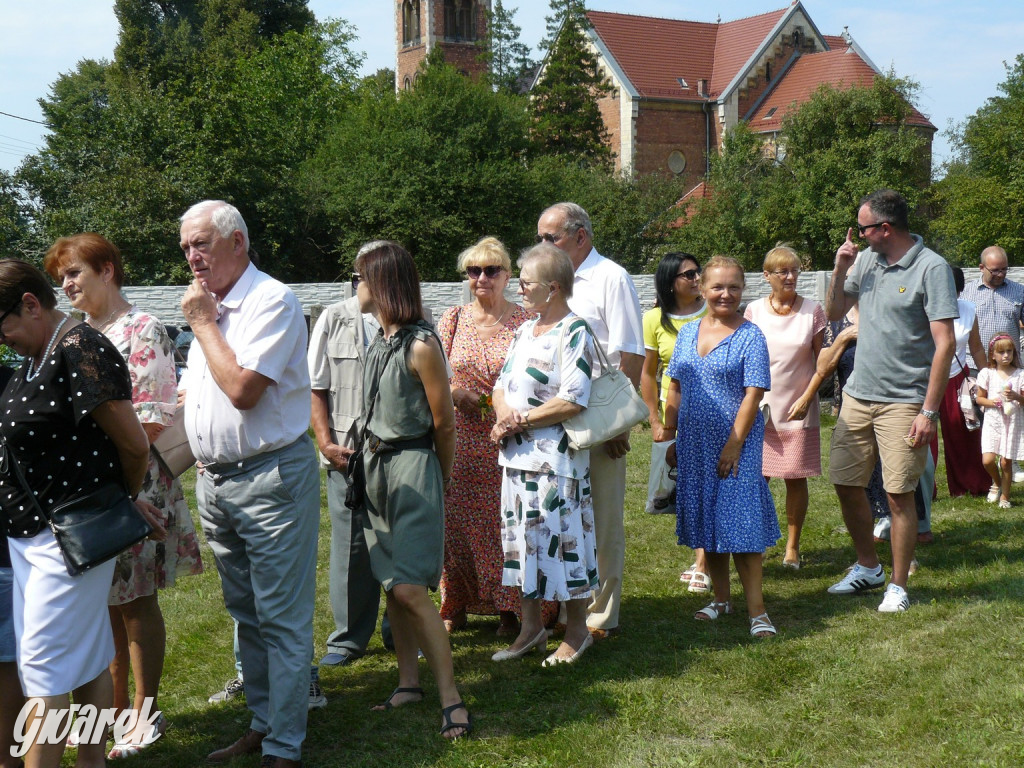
[0,110,50,127]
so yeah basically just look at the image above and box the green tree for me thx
[672,74,930,269]
[302,55,538,280]
[530,0,612,167]
[0,171,31,256]
[479,1,535,93]
[18,1,361,284]
[931,54,1024,262]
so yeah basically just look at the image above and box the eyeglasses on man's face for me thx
[983,265,1008,275]
[857,221,890,236]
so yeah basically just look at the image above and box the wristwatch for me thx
[921,409,939,422]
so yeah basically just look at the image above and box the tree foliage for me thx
[530,0,612,168]
[0,172,30,256]
[17,0,361,284]
[479,1,535,94]
[301,52,538,281]
[671,74,931,269]
[931,54,1024,263]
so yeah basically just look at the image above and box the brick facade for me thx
[632,101,712,187]
[395,1,490,91]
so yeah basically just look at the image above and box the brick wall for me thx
[633,102,710,188]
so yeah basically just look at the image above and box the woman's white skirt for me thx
[10,531,116,696]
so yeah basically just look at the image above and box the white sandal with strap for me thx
[687,571,711,593]
[749,613,777,638]
[694,601,732,621]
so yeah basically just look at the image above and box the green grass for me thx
[98,419,1024,767]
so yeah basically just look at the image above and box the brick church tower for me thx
[395,1,491,91]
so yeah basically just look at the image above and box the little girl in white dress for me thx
[976,334,1024,507]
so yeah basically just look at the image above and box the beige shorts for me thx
[829,395,928,494]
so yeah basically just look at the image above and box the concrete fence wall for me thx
[69,267,1005,331]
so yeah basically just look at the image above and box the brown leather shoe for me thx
[207,729,266,763]
[261,756,302,768]
[587,626,621,641]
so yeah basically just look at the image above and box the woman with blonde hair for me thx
[438,236,556,636]
[744,245,826,568]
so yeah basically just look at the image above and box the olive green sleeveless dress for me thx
[361,322,445,590]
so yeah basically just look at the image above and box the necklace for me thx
[89,301,128,331]
[474,302,510,328]
[26,316,68,382]
[769,294,793,316]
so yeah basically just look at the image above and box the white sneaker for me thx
[987,486,1000,503]
[872,517,891,541]
[878,583,909,612]
[827,563,886,594]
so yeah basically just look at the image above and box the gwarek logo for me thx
[10,697,161,758]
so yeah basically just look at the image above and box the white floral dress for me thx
[104,307,203,604]
[496,315,598,601]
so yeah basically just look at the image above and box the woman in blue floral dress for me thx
[664,256,780,638]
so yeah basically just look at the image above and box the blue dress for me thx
[667,319,779,553]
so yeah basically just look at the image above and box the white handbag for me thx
[557,319,648,451]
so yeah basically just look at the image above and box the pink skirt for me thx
[763,425,821,479]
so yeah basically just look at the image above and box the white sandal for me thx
[749,613,777,638]
[679,563,698,582]
[695,601,732,621]
[687,571,711,594]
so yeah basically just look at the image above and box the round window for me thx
[668,150,687,175]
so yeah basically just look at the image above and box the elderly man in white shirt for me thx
[536,202,644,638]
[179,200,319,768]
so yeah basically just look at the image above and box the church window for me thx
[403,0,421,45]
[445,0,477,41]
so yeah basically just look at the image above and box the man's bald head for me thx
[980,245,1009,288]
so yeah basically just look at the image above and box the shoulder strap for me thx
[1,434,50,524]
[556,317,610,374]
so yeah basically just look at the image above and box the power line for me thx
[0,110,50,127]
[0,133,41,148]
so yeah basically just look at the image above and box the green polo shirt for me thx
[843,235,958,403]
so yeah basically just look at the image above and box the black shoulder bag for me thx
[1,435,152,576]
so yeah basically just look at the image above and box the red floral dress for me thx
[438,303,558,624]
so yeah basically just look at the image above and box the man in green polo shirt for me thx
[823,189,958,613]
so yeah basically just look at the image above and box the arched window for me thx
[403,76,412,91]
[402,0,421,45]
[444,0,477,41]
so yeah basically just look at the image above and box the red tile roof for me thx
[586,11,717,101]
[822,34,847,49]
[710,8,788,96]
[586,8,790,101]
[748,49,935,132]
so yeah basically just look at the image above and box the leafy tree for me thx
[672,74,931,269]
[302,54,538,281]
[18,1,361,284]
[0,171,31,256]
[530,0,612,167]
[479,1,535,93]
[931,54,1024,262]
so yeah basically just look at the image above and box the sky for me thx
[2,1,1023,173]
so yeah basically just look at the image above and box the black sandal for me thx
[439,700,473,740]
[372,686,424,710]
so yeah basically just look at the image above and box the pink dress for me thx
[744,297,826,479]
[104,307,204,604]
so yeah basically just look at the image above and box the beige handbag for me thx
[152,406,196,477]
[557,319,648,451]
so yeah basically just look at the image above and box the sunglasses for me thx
[535,232,563,244]
[675,269,700,281]
[350,273,361,291]
[857,221,890,236]
[466,265,505,279]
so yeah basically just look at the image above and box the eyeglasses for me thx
[675,269,700,281]
[535,232,560,244]
[857,221,890,236]
[519,279,550,289]
[466,265,505,279]
[350,273,361,291]
[768,268,800,278]
[983,266,1008,275]
[0,300,22,340]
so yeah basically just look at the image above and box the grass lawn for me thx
[115,418,1024,767]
